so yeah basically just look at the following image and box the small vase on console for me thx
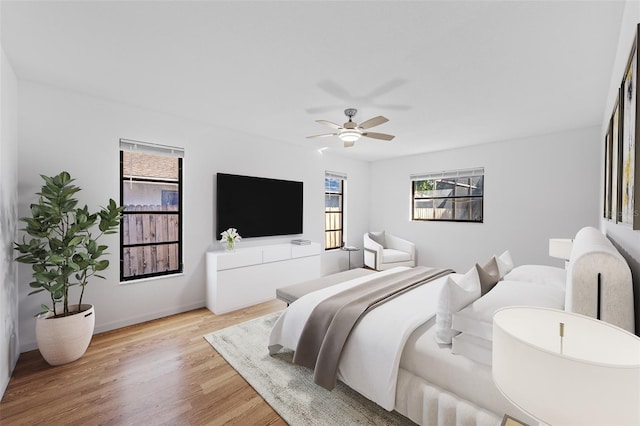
[220,227,241,252]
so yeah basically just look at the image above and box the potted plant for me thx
[14,171,124,365]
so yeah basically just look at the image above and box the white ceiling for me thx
[1,1,625,162]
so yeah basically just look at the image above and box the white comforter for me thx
[268,266,451,410]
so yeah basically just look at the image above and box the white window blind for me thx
[120,138,184,158]
[325,170,348,181]
[410,167,484,182]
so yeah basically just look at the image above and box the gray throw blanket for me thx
[293,266,453,390]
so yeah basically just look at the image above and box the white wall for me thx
[600,0,640,334]
[369,127,601,273]
[16,81,370,352]
[0,47,19,399]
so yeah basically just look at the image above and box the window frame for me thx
[411,168,484,223]
[324,172,345,250]
[119,144,184,282]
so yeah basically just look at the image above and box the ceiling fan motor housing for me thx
[344,108,358,118]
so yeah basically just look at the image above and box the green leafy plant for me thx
[14,171,125,317]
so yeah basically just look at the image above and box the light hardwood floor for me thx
[0,300,288,426]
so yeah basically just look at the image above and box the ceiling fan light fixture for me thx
[308,108,394,146]
[339,130,361,143]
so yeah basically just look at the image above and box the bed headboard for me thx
[566,227,635,333]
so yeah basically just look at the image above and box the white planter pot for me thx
[35,303,95,366]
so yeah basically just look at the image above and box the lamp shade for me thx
[493,306,640,426]
[548,238,573,260]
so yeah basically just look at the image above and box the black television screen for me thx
[216,173,303,238]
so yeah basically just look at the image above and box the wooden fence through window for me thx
[122,205,179,278]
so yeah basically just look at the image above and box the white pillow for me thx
[451,280,565,341]
[434,266,481,345]
[503,265,566,291]
[368,231,386,247]
[496,250,514,277]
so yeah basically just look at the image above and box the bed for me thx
[268,227,634,425]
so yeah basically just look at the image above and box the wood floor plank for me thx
[0,300,288,425]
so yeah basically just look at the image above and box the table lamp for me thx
[548,238,573,260]
[493,306,640,426]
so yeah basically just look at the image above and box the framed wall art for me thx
[619,28,640,229]
[605,23,640,230]
[604,123,613,220]
[611,96,620,223]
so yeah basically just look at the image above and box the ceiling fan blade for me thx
[317,80,352,100]
[359,116,389,129]
[307,133,337,139]
[316,120,342,130]
[365,78,407,99]
[343,140,356,148]
[373,104,412,111]
[363,132,395,141]
[306,104,344,114]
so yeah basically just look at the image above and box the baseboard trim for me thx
[19,301,206,353]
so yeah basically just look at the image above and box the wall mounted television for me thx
[216,173,303,238]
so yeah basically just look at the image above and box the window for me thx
[120,139,184,281]
[325,171,346,250]
[411,168,484,222]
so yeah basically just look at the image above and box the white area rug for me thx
[204,312,416,425]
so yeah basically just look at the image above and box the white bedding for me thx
[451,333,492,366]
[269,267,454,410]
[268,266,559,423]
[452,279,566,341]
[400,318,525,419]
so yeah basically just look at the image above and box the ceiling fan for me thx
[307,108,395,147]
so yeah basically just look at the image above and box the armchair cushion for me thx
[385,234,415,258]
[382,248,412,263]
[368,231,386,247]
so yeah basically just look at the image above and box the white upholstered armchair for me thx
[363,231,416,271]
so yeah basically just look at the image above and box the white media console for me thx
[206,242,321,314]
